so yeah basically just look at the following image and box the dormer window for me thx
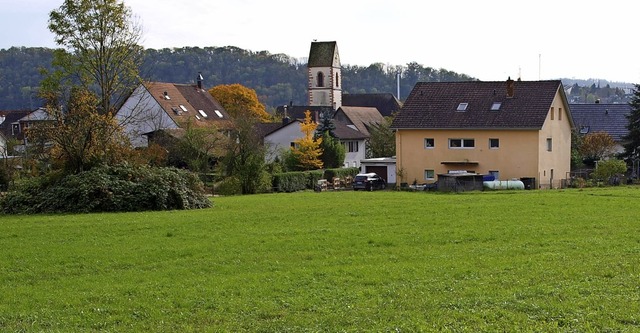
[491,102,501,111]
[457,103,468,111]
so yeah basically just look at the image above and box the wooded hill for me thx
[0,46,634,111]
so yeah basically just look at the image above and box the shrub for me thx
[0,165,211,214]
[272,172,307,192]
[324,167,360,181]
[592,159,627,183]
[216,176,242,196]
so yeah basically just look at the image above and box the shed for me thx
[360,157,396,185]
[437,173,484,192]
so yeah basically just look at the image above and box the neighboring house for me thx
[342,93,402,117]
[333,106,385,137]
[0,108,50,141]
[261,118,367,168]
[0,110,31,140]
[116,75,231,147]
[391,79,574,189]
[570,102,631,155]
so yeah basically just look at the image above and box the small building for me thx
[359,157,396,185]
[437,172,485,192]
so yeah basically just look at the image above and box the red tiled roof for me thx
[144,82,232,128]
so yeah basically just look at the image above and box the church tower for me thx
[307,41,342,109]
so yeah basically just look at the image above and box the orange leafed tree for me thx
[579,131,617,161]
[208,83,271,122]
[292,110,323,170]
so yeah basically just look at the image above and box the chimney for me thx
[506,77,515,98]
[197,72,204,89]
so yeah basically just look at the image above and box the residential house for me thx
[0,108,51,142]
[0,110,31,141]
[116,74,231,147]
[262,118,367,168]
[570,102,631,155]
[391,79,574,189]
[333,106,385,137]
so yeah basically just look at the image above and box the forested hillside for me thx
[0,46,634,111]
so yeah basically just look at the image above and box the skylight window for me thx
[195,114,201,120]
[163,92,171,100]
[198,110,208,118]
[457,103,468,111]
[579,126,590,134]
[214,110,223,118]
[179,105,188,112]
[491,102,502,111]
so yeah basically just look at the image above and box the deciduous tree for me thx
[292,111,323,170]
[579,131,617,162]
[209,83,271,122]
[28,88,132,173]
[46,0,144,115]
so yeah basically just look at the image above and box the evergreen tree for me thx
[315,109,335,138]
[622,84,640,162]
[319,131,345,168]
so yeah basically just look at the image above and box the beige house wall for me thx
[395,90,573,188]
[537,92,573,188]
[396,129,539,185]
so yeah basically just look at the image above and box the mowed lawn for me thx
[1,187,640,332]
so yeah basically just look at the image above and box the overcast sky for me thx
[1,0,638,84]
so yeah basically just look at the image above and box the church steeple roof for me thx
[308,41,339,67]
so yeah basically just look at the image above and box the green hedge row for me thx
[272,168,361,193]
[324,167,360,181]
[0,165,211,214]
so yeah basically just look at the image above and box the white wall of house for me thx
[115,85,178,147]
[0,134,6,157]
[264,121,304,162]
[342,139,366,168]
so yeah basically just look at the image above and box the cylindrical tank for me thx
[483,180,525,190]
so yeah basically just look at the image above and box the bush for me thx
[216,176,242,196]
[324,167,360,181]
[592,159,627,183]
[272,172,307,192]
[0,165,211,214]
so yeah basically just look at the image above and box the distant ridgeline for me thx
[0,46,634,111]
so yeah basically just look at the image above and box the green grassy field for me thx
[1,187,640,332]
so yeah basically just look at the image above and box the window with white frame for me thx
[449,138,475,149]
[424,169,435,180]
[489,138,499,149]
[424,138,434,149]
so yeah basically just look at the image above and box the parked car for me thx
[352,173,386,191]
